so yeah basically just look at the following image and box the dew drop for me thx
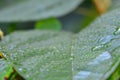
[92,45,103,51]
[92,35,118,51]
[18,68,22,71]
[74,71,91,79]
[74,71,101,80]
[88,51,111,65]
[113,27,120,35]
[18,68,27,73]
[70,57,73,60]
[70,54,74,61]
[98,35,114,45]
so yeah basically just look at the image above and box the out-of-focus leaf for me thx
[0,0,83,22]
[0,59,13,80]
[7,23,16,34]
[0,6,120,80]
[35,18,61,31]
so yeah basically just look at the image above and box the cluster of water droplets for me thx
[18,67,30,78]
[74,27,120,80]
[92,27,120,51]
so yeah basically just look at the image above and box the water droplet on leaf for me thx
[74,71,101,80]
[92,45,103,51]
[98,35,114,45]
[88,51,111,65]
[74,71,91,79]
[18,68,27,73]
[18,68,22,71]
[92,33,120,52]
[70,57,73,60]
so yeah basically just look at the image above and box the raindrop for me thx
[92,45,103,51]
[18,68,23,71]
[88,51,111,65]
[74,71,91,79]
[98,35,114,45]
[18,68,27,73]
[70,54,74,61]
[74,71,101,80]
[92,34,120,51]
[113,27,120,35]
[70,57,73,60]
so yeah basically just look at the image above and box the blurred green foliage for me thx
[1,0,119,80]
[35,18,61,31]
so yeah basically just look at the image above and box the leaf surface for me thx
[0,8,120,80]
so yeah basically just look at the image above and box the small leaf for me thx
[0,59,13,80]
[35,18,61,31]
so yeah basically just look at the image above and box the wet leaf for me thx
[0,30,73,80]
[0,5,120,80]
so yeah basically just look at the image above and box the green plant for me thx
[0,0,120,80]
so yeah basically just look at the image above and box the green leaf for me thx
[0,0,83,22]
[0,8,120,80]
[0,59,13,80]
[0,30,73,80]
[35,18,61,31]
